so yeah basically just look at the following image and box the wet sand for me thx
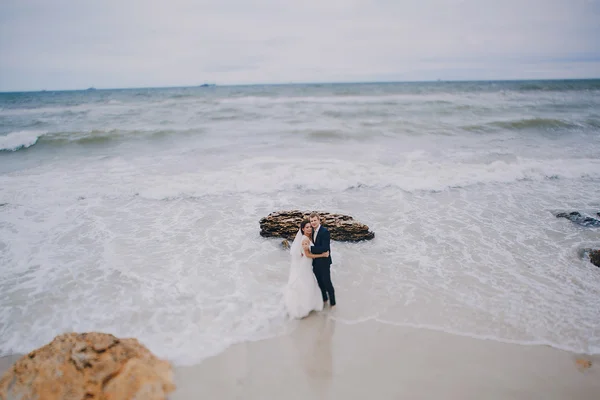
[2,314,598,399]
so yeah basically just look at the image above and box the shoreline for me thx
[2,315,598,399]
[171,315,599,399]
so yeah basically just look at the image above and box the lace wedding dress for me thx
[284,230,324,319]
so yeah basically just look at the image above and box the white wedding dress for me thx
[284,230,324,319]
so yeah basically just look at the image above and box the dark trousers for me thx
[313,265,335,306]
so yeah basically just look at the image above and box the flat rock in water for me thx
[260,210,375,242]
[0,332,175,400]
[555,211,600,227]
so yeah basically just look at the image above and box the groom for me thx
[308,212,336,307]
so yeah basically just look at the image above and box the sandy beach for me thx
[171,313,600,400]
[5,312,597,399]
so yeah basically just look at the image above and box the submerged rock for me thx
[0,332,175,400]
[260,210,375,242]
[555,211,600,227]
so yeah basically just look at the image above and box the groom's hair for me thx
[309,212,320,220]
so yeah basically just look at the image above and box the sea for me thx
[1,80,599,366]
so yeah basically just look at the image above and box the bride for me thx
[284,220,329,319]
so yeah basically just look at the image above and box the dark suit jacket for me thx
[311,226,332,267]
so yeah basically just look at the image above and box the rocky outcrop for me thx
[0,332,175,400]
[589,250,600,268]
[555,211,600,227]
[260,210,375,242]
[579,248,600,268]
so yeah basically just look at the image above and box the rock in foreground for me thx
[0,332,175,400]
[260,210,375,242]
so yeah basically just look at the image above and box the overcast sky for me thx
[1,0,599,91]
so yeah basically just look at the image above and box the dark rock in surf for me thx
[579,248,600,268]
[589,250,600,268]
[555,211,600,227]
[260,210,375,242]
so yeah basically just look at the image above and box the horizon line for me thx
[1,77,599,94]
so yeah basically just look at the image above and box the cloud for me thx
[1,0,599,91]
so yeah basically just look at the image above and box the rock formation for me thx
[579,248,600,268]
[0,332,175,400]
[589,249,600,268]
[555,211,600,227]
[259,210,375,242]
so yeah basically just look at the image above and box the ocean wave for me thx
[515,80,600,92]
[464,117,587,132]
[586,118,600,129]
[208,110,264,121]
[0,128,201,151]
[305,129,346,140]
[131,156,600,200]
[218,94,414,106]
[0,130,49,151]
[492,118,579,130]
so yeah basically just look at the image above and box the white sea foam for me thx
[123,155,600,199]
[1,162,599,364]
[2,152,598,206]
[0,130,48,151]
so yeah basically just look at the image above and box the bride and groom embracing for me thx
[284,212,336,319]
